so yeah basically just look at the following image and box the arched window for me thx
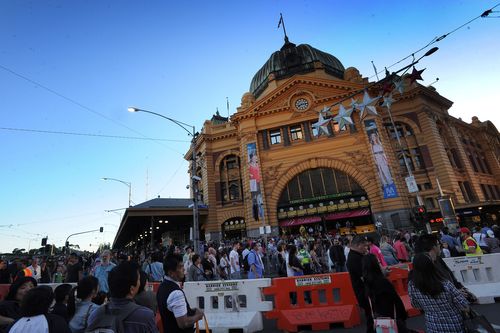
[278,167,365,205]
[220,155,243,203]
[387,122,414,139]
[386,122,425,173]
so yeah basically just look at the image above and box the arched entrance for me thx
[221,217,247,240]
[277,167,374,235]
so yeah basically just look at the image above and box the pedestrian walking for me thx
[247,243,263,279]
[346,235,374,333]
[229,242,241,280]
[408,253,470,333]
[362,254,409,333]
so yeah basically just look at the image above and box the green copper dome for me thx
[250,40,345,98]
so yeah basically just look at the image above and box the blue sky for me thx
[1,1,499,253]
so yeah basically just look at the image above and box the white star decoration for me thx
[394,79,405,95]
[358,91,380,118]
[312,112,331,136]
[333,104,353,130]
[350,98,359,110]
[382,94,396,109]
[320,106,332,116]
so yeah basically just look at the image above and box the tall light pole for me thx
[128,107,200,254]
[101,177,132,207]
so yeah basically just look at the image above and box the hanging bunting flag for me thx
[382,93,396,109]
[312,112,331,136]
[350,98,359,110]
[393,78,405,95]
[320,105,332,116]
[407,67,425,84]
[358,91,380,119]
[333,104,353,130]
[381,80,394,95]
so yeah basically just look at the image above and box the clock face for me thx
[294,98,309,111]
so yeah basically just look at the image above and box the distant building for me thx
[186,38,499,241]
[113,38,499,249]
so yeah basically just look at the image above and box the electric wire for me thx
[0,126,190,142]
[0,63,185,155]
[369,2,500,80]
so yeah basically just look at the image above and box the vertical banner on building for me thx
[247,142,264,220]
[364,120,399,199]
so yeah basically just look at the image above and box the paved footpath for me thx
[261,302,500,332]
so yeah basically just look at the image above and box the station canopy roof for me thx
[112,198,208,248]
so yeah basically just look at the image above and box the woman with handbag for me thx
[408,253,470,333]
[362,254,409,333]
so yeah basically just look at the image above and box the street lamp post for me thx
[101,177,132,207]
[128,107,200,254]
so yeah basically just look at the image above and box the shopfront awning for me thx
[324,208,371,221]
[279,216,322,227]
[278,208,371,227]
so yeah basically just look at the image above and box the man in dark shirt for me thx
[0,260,11,284]
[329,238,346,272]
[346,235,374,333]
[158,254,203,333]
[65,253,83,283]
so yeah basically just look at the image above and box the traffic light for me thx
[100,227,104,233]
[414,205,426,222]
[41,237,48,246]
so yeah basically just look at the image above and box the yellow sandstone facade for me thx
[189,40,500,241]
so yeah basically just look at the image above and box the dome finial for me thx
[278,13,289,44]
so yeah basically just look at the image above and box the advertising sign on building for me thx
[405,175,418,193]
[364,120,399,199]
[247,142,265,220]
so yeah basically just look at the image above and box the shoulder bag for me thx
[368,297,398,333]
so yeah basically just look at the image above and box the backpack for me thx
[85,302,140,333]
[242,253,251,272]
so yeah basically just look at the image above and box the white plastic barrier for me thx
[444,253,500,304]
[40,283,77,290]
[183,279,273,333]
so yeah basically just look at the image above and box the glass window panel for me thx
[226,157,238,169]
[425,198,435,209]
[298,172,313,199]
[288,177,301,201]
[311,123,318,137]
[279,185,290,205]
[270,129,282,145]
[229,180,240,200]
[349,176,362,192]
[290,125,303,141]
[334,171,350,193]
[221,182,228,202]
[309,168,325,197]
[322,168,336,194]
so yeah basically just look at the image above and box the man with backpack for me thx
[85,261,158,333]
[157,254,204,333]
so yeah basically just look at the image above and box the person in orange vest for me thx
[460,227,483,256]
[13,260,32,282]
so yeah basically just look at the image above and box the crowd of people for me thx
[0,222,498,332]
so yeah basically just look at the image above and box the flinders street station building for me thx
[188,38,500,242]
[113,38,499,249]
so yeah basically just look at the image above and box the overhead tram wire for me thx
[0,126,189,143]
[0,63,186,155]
[320,3,500,111]
[0,210,106,227]
[368,2,500,80]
